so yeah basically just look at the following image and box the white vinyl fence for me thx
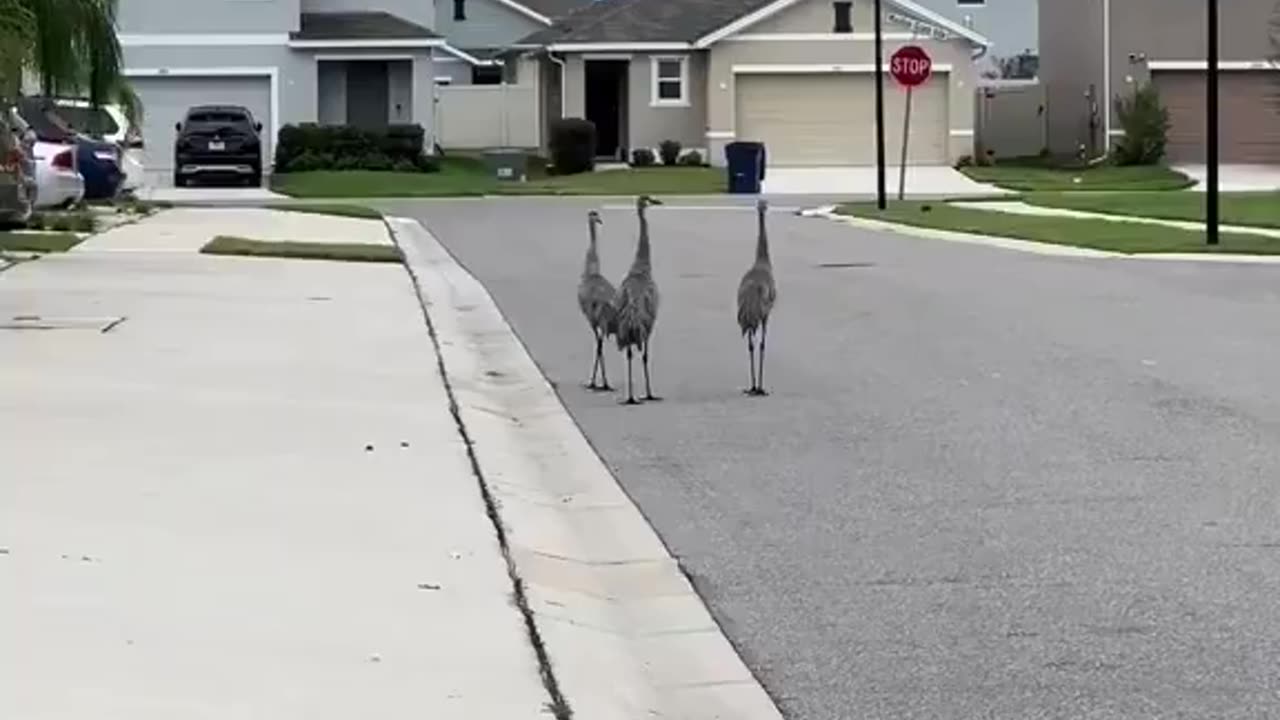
[434,85,539,150]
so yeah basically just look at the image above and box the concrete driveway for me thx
[386,196,1280,719]
[132,169,285,203]
[1175,164,1280,192]
[761,165,1008,197]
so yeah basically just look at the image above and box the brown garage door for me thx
[1152,70,1280,163]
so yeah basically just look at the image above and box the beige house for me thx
[523,0,991,167]
[1040,0,1280,163]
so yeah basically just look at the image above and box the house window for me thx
[472,65,503,85]
[651,56,688,106]
[833,1,853,33]
[454,0,466,20]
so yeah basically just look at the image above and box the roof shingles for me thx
[291,11,440,41]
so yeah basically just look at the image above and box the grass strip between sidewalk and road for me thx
[270,160,725,198]
[1025,191,1280,228]
[201,236,403,263]
[959,163,1194,192]
[836,202,1280,254]
[264,203,384,220]
[0,231,84,253]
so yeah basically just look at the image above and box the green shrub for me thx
[678,150,704,167]
[26,211,46,230]
[659,140,682,166]
[1113,83,1170,166]
[631,148,656,167]
[392,158,417,173]
[69,212,97,233]
[549,118,596,175]
[274,123,427,172]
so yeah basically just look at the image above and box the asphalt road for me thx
[386,197,1280,719]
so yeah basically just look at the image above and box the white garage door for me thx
[129,75,273,173]
[735,72,949,166]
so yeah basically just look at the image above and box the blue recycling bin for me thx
[724,141,766,194]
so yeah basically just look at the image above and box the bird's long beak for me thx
[650,197,665,206]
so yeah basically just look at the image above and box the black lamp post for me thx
[873,0,887,209]
[1206,0,1220,245]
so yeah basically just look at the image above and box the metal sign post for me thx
[1206,0,1220,245]
[873,0,887,210]
[889,45,933,200]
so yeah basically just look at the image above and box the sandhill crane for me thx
[614,195,664,405]
[577,209,617,391]
[737,198,777,396]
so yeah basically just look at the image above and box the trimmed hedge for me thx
[549,118,596,175]
[274,123,437,173]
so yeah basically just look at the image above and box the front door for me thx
[585,61,627,160]
[347,61,390,130]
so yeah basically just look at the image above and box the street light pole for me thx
[1206,0,1220,245]
[873,0,888,209]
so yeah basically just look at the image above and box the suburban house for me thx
[114,0,586,175]
[521,0,991,167]
[1040,0,1280,162]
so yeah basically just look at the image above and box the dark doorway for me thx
[347,61,389,129]
[584,60,628,160]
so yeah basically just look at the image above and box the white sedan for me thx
[30,140,84,209]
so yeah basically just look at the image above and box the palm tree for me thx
[0,0,139,126]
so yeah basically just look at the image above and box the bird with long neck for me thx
[577,209,617,391]
[613,194,664,405]
[736,198,777,396]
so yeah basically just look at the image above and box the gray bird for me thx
[614,195,664,405]
[737,198,777,396]
[577,209,617,391]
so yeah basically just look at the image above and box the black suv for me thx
[173,105,263,187]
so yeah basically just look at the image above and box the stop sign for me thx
[890,45,932,88]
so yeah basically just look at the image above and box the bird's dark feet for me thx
[745,387,769,397]
[594,383,615,393]
[643,394,663,402]
[621,397,643,406]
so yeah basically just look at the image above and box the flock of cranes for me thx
[577,195,777,405]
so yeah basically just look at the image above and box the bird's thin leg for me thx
[622,346,640,405]
[597,333,613,391]
[586,328,601,389]
[743,330,757,395]
[642,340,662,402]
[756,319,770,397]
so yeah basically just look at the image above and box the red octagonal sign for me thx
[890,45,933,88]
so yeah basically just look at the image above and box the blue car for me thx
[17,97,123,201]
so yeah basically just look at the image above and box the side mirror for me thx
[174,122,182,131]
[254,122,263,132]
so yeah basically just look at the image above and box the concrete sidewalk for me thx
[0,221,548,717]
[76,207,392,253]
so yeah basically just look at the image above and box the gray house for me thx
[523,0,991,166]
[1040,0,1280,162]
[115,0,585,176]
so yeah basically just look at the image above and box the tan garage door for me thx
[1152,70,1280,163]
[734,72,949,166]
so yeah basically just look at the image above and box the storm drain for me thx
[1,315,127,333]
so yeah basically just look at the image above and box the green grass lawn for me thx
[0,231,84,253]
[271,156,725,198]
[1025,191,1280,228]
[264,203,384,220]
[960,163,1194,192]
[837,201,1280,254]
[201,236,403,263]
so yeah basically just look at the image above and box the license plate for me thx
[208,140,225,151]
[94,150,116,161]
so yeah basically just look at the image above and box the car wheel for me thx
[174,172,187,188]
[246,172,262,188]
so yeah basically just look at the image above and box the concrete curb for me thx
[387,216,784,720]
[815,209,1280,264]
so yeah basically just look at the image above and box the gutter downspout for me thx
[548,51,567,119]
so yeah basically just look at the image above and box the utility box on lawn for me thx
[484,149,527,182]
